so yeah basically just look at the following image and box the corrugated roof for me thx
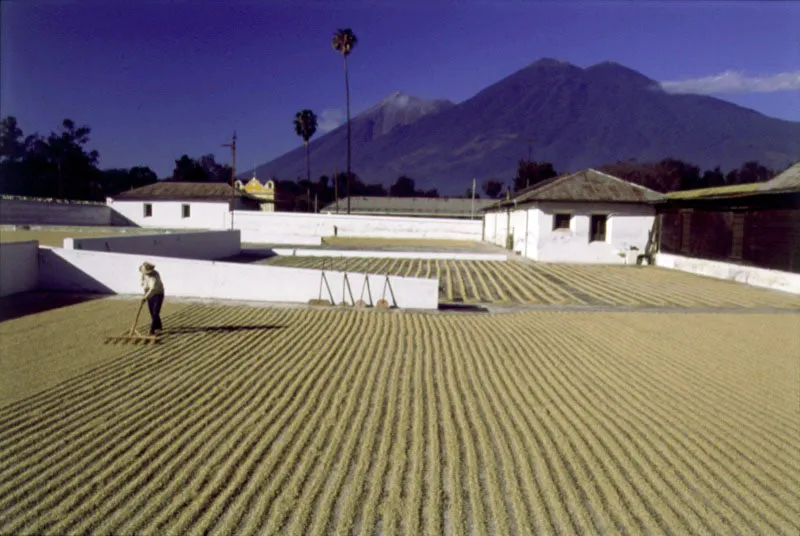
[759,162,800,193]
[321,196,497,216]
[486,169,662,210]
[111,181,246,201]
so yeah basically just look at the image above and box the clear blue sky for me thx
[2,0,798,178]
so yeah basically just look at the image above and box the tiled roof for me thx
[321,196,496,217]
[111,181,247,201]
[486,169,663,210]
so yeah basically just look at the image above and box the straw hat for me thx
[139,262,156,273]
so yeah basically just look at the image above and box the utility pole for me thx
[471,177,476,220]
[334,167,339,214]
[527,137,533,162]
[222,131,237,229]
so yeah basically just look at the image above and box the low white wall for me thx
[63,230,241,260]
[0,198,113,226]
[270,248,508,261]
[233,211,481,244]
[38,247,439,309]
[656,253,800,295]
[0,241,39,297]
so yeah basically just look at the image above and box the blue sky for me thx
[2,0,798,178]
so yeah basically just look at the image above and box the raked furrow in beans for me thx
[1,302,797,534]
[282,315,390,535]
[175,312,365,535]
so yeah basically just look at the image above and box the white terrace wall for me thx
[268,248,507,261]
[656,252,800,295]
[530,202,655,264]
[232,211,482,245]
[0,198,114,226]
[64,230,241,260]
[0,241,39,297]
[38,248,440,309]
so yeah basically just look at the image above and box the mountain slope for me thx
[255,92,453,181]
[252,59,800,193]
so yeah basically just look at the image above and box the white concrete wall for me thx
[532,202,655,264]
[509,208,529,255]
[656,253,800,295]
[0,199,112,226]
[107,199,233,229]
[269,248,507,261]
[108,200,482,244]
[37,247,439,309]
[232,211,482,245]
[64,230,241,260]
[0,241,39,297]
[483,209,509,248]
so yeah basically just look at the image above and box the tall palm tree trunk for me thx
[344,56,352,215]
[305,140,311,185]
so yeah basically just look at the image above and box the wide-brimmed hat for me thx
[139,262,156,273]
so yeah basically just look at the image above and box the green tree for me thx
[513,160,557,192]
[172,154,230,182]
[293,109,318,185]
[725,161,775,185]
[482,179,505,199]
[332,28,358,214]
[389,175,417,197]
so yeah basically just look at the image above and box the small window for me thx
[590,214,607,242]
[182,204,191,218]
[143,203,152,218]
[553,213,571,230]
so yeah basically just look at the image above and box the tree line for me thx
[0,116,236,200]
[1,115,781,206]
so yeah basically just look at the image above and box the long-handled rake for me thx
[376,274,398,309]
[105,300,158,345]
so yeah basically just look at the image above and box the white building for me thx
[483,169,663,263]
[107,181,258,229]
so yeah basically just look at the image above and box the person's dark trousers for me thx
[147,293,164,333]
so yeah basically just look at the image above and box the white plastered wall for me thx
[656,253,800,295]
[529,202,656,264]
[107,200,234,230]
[0,241,39,297]
[37,247,440,309]
[64,230,241,260]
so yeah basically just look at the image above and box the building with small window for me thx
[482,169,663,263]
[107,181,260,228]
[655,163,799,291]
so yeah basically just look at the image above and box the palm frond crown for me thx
[332,28,357,57]
[293,109,318,144]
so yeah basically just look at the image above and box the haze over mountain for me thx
[250,59,800,194]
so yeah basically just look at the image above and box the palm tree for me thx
[293,109,318,186]
[332,28,357,214]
